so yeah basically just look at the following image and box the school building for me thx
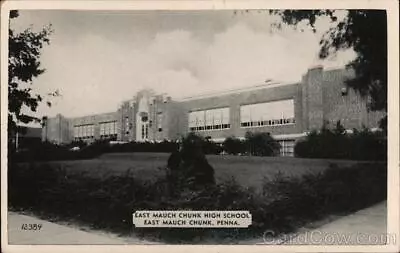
[41,66,383,156]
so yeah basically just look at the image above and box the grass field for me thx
[21,152,375,189]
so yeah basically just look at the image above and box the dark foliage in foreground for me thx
[244,132,280,156]
[222,132,280,156]
[9,161,386,243]
[222,137,246,155]
[295,122,387,161]
[167,133,216,192]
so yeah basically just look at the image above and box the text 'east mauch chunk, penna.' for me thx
[132,210,252,228]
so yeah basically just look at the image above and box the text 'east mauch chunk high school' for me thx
[41,66,384,157]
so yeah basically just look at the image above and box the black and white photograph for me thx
[1,0,399,252]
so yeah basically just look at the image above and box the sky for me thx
[10,10,356,121]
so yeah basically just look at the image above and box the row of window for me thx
[74,134,118,141]
[240,99,295,123]
[74,124,94,138]
[189,108,230,132]
[188,99,295,132]
[189,124,231,132]
[74,121,117,137]
[189,118,295,132]
[241,118,295,128]
[100,121,117,135]
[74,136,94,141]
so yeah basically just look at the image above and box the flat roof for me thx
[175,81,298,102]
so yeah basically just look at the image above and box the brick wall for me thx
[302,66,324,131]
[322,68,384,129]
[41,114,70,144]
[118,101,135,142]
[175,83,302,140]
[71,112,118,141]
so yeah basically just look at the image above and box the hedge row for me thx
[10,124,386,162]
[10,132,281,163]
[295,123,386,161]
[10,139,180,162]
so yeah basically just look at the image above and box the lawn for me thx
[19,152,374,189]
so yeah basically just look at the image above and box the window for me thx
[279,139,295,157]
[221,107,230,129]
[84,125,88,137]
[240,105,251,127]
[112,121,117,135]
[74,126,79,137]
[125,117,129,130]
[100,123,105,136]
[74,124,94,138]
[188,107,230,132]
[141,124,149,139]
[205,110,213,129]
[157,113,162,132]
[188,111,198,131]
[240,99,295,128]
[196,111,205,128]
[99,121,117,137]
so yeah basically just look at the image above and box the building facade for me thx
[41,66,384,156]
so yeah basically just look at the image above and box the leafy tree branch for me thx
[269,10,387,112]
[8,10,55,134]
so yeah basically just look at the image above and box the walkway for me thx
[7,212,155,244]
[255,201,388,245]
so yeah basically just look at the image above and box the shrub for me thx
[261,162,387,220]
[222,137,246,155]
[77,139,112,159]
[9,139,181,162]
[166,133,216,193]
[203,137,223,155]
[244,131,280,156]
[9,141,74,163]
[294,121,387,160]
[67,140,87,149]
[107,140,179,153]
[348,128,387,161]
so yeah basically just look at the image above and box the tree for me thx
[166,133,215,194]
[8,10,54,135]
[294,120,386,160]
[269,10,387,114]
[245,131,280,156]
[222,136,245,155]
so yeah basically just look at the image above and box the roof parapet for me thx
[176,81,296,102]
